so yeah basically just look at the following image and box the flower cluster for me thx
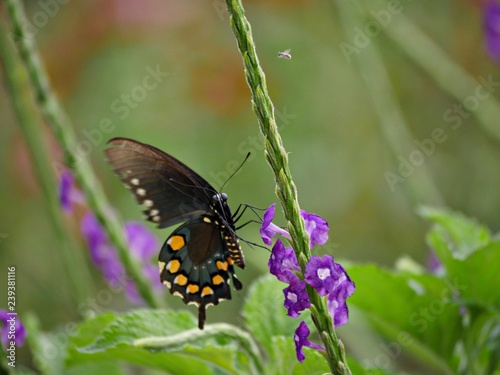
[484,0,500,63]
[260,204,355,362]
[59,170,162,304]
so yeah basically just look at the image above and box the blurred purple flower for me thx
[0,310,26,348]
[427,250,444,276]
[484,0,500,62]
[283,275,311,318]
[81,213,161,303]
[81,213,125,287]
[58,170,85,213]
[294,321,324,363]
[268,239,300,283]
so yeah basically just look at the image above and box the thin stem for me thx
[385,10,500,144]
[224,0,351,373]
[5,0,161,308]
[0,20,93,306]
[335,0,444,206]
[135,323,264,374]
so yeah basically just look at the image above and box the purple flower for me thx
[283,275,311,318]
[305,255,346,297]
[81,213,161,304]
[81,213,125,287]
[427,250,444,276]
[294,321,324,363]
[260,204,291,245]
[125,221,163,300]
[58,170,85,214]
[0,310,26,348]
[484,0,500,62]
[125,222,158,260]
[301,211,329,248]
[268,239,300,283]
[327,268,355,327]
[260,204,329,249]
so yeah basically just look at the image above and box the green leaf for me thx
[445,242,500,311]
[242,275,313,355]
[418,206,490,259]
[346,264,460,375]
[66,309,253,374]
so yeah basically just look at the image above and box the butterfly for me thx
[104,137,245,329]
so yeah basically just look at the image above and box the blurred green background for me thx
[1,0,499,372]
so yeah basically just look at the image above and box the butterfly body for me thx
[105,138,245,329]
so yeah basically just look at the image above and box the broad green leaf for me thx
[427,230,500,311]
[242,275,312,355]
[66,310,253,374]
[418,206,490,259]
[346,264,460,375]
[445,242,500,311]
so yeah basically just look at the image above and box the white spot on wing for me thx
[137,188,146,196]
[131,178,139,186]
[144,199,153,207]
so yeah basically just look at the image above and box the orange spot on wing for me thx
[216,260,228,271]
[202,286,214,296]
[174,274,188,286]
[212,275,224,285]
[168,235,185,251]
[187,284,200,294]
[166,259,181,273]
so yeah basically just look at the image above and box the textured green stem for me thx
[5,0,160,308]
[336,0,444,206]
[224,1,351,373]
[0,20,93,306]
[135,323,264,374]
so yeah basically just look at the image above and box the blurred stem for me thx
[23,313,51,375]
[384,10,500,144]
[5,0,161,308]
[335,0,444,206]
[0,21,92,306]
[224,0,351,373]
[135,323,264,374]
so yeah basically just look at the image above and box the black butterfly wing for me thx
[158,215,242,329]
[105,137,217,229]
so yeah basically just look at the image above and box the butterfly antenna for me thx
[169,178,215,201]
[219,152,251,193]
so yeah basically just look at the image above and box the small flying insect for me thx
[277,49,292,59]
